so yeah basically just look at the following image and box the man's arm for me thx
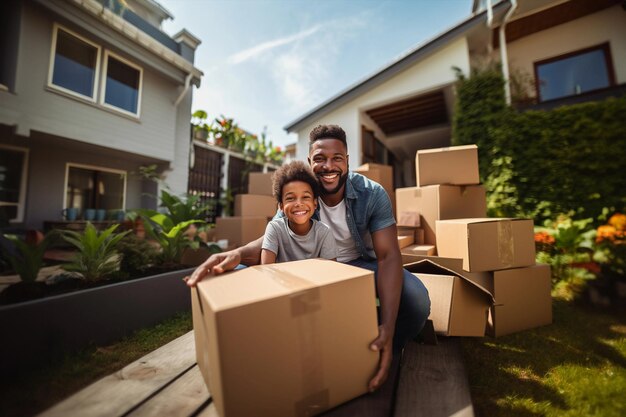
[185,236,263,287]
[368,224,403,392]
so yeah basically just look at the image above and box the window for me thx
[48,25,100,101]
[47,24,143,117]
[535,43,615,102]
[0,145,28,223]
[65,164,126,213]
[101,51,142,116]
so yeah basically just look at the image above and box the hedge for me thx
[452,68,626,224]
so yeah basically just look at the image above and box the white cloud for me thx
[227,25,321,65]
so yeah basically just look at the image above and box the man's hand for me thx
[184,250,241,287]
[368,325,393,392]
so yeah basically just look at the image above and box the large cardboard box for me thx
[215,216,268,248]
[354,163,393,193]
[395,185,486,245]
[415,144,479,187]
[436,218,536,272]
[398,211,420,227]
[405,260,493,336]
[191,259,379,417]
[487,264,552,337]
[234,194,278,218]
[248,172,274,196]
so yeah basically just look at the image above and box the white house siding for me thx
[0,2,180,163]
[503,5,626,98]
[294,37,471,166]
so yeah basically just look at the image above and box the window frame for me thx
[0,144,29,223]
[100,50,143,118]
[63,163,128,211]
[533,42,616,103]
[47,23,101,103]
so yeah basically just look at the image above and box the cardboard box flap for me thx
[198,259,373,311]
[404,259,494,303]
[417,144,478,154]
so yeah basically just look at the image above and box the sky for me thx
[160,0,473,148]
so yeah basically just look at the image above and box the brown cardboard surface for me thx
[354,163,393,192]
[405,260,493,336]
[488,264,552,337]
[248,172,274,196]
[401,254,492,299]
[215,216,268,248]
[415,144,479,186]
[192,259,379,417]
[398,211,420,227]
[436,218,536,272]
[395,185,486,245]
[397,235,414,249]
[401,244,436,256]
[234,194,278,218]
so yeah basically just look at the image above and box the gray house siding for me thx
[0,2,180,163]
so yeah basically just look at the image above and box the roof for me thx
[283,0,511,133]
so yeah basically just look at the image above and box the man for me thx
[186,124,430,392]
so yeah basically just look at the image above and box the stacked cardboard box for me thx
[395,144,485,250]
[214,172,276,248]
[192,259,379,416]
[395,144,551,337]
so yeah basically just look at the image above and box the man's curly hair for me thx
[272,160,320,204]
[308,124,347,148]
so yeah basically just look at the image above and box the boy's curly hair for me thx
[308,124,347,148]
[271,161,320,204]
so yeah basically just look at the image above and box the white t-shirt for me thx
[319,198,361,262]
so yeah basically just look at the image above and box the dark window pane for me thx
[104,56,140,114]
[66,167,124,211]
[0,149,24,203]
[52,29,97,97]
[0,205,17,221]
[537,48,610,101]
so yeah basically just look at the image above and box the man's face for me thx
[308,139,349,196]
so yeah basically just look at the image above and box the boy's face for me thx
[279,181,317,226]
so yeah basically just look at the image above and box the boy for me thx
[261,161,337,264]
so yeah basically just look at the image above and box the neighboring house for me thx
[284,0,626,189]
[0,0,203,230]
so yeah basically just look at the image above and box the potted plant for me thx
[191,109,209,141]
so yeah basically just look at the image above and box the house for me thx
[284,0,626,189]
[0,0,203,230]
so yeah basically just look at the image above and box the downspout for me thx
[486,0,494,54]
[499,0,518,105]
[174,73,193,106]
[173,73,195,169]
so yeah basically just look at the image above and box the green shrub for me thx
[116,234,159,277]
[62,223,129,281]
[453,67,626,224]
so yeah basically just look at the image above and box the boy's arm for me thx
[261,249,277,264]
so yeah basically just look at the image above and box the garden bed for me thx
[0,266,195,376]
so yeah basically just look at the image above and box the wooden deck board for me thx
[394,337,474,417]
[126,365,211,417]
[38,331,197,417]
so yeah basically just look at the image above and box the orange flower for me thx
[534,231,555,245]
[596,225,617,243]
[608,213,626,231]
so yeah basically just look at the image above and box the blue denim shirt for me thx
[275,172,396,261]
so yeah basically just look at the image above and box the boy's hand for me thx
[185,250,241,287]
[368,325,393,392]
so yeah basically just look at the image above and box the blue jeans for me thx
[346,258,431,352]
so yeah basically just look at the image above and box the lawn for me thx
[461,298,626,417]
[0,312,192,417]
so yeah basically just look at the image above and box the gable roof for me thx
[284,0,511,133]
